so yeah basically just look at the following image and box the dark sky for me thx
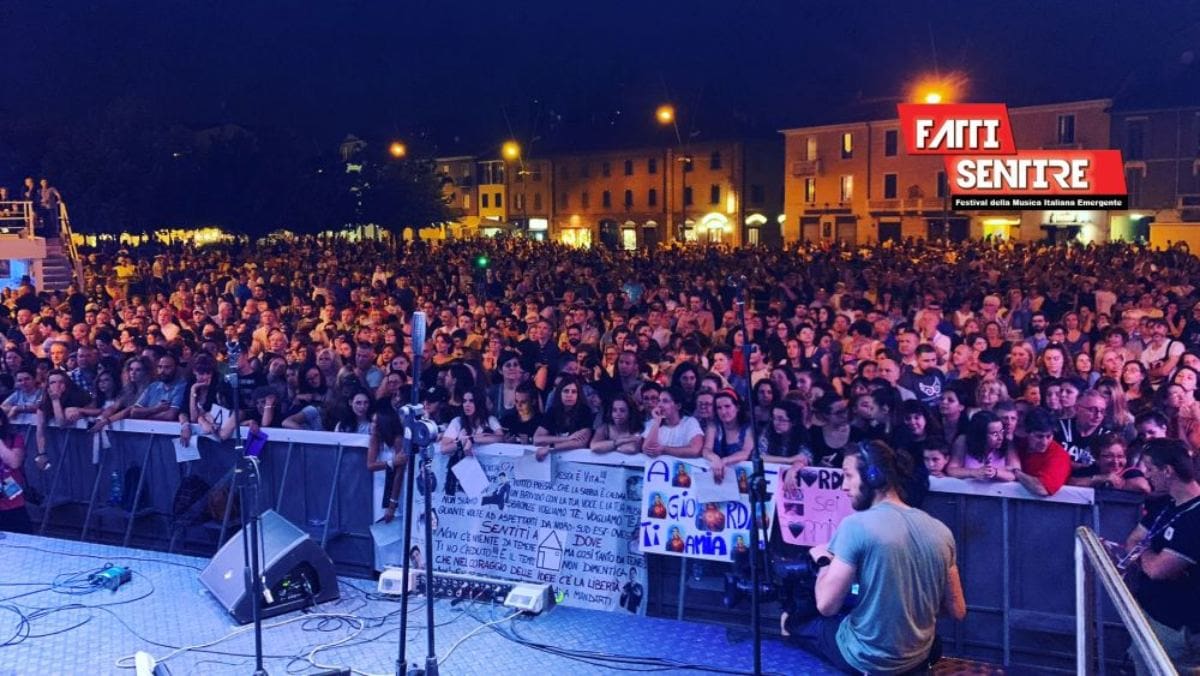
[4,0,1199,153]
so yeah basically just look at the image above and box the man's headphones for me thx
[857,441,888,490]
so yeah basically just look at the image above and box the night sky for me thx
[4,0,1200,154]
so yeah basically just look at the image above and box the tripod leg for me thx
[396,442,418,676]
[422,447,439,676]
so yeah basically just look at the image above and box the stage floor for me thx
[0,533,833,675]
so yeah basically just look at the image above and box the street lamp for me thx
[500,140,529,236]
[501,140,521,161]
[388,141,407,159]
[655,104,676,126]
[909,72,966,242]
[656,103,690,243]
[909,71,965,106]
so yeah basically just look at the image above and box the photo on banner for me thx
[639,458,779,562]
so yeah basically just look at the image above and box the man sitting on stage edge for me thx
[782,440,967,674]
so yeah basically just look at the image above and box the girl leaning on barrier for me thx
[0,408,31,533]
[34,370,91,471]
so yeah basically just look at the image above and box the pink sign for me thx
[775,467,854,547]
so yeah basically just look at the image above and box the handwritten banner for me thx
[639,458,779,562]
[382,451,648,614]
[776,467,855,547]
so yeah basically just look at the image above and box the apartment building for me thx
[1109,105,1200,246]
[435,138,782,247]
[550,139,783,248]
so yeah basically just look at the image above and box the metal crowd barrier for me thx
[12,418,1146,670]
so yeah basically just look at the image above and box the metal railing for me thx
[1178,194,1200,209]
[865,198,951,213]
[1074,526,1176,675]
[0,200,35,236]
[57,202,86,288]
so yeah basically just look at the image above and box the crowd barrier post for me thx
[320,442,345,549]
[676,558,688,621]
[121,432,157,547]
[1002,495,1010,667]
[275,441,296,512]
[37,427,76,535]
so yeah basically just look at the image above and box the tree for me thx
[41,97,176,233]
[359,159,451,243]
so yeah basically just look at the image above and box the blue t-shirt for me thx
[136,379,187,411]
[831,501,955,674]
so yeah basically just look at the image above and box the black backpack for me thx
[171,474,212,523]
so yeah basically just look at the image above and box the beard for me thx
[851,486,874,511]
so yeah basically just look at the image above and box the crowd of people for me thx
[2,236,1200,527]
[3,233,1200,670]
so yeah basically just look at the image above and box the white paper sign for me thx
[172,437,201,463]
[690,464,742,502]
[209,404,232,428]
[515,452,552,482]
[450,455,490,498]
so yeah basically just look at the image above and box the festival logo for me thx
[898,103,1128,210]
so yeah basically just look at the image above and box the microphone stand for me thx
[733,278,766,676]
[227,344,268,676]
[396,314,440,676]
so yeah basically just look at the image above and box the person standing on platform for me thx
[38,179,62,237]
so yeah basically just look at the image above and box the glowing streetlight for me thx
[501,140,521,161]
[655,104,676,126]
[388,141,407,158]
[910,71,967,105]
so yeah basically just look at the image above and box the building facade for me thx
[550,139,783,248]
[437,139,783,248]
[780,99,1154,245]
[1110,105,1200,247]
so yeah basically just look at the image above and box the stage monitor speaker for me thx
[200,509,339,624]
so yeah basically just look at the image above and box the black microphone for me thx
[410,311,427,358]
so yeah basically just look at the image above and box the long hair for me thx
[373,406,402,448]
[712,390,748,427]
[548,374,591,432]
[752,378,781,410]
[603,393,644,433]
[40,369,90,415]
[1122,360,1152,399]
[964,410,1003,463]
[895,399,943,445]
[460,386,493,434]
[670,362,701,393]
[763,400,808,456]
[1094,376,1134,427]
[445,363,476,400]
[94,368,121,403]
